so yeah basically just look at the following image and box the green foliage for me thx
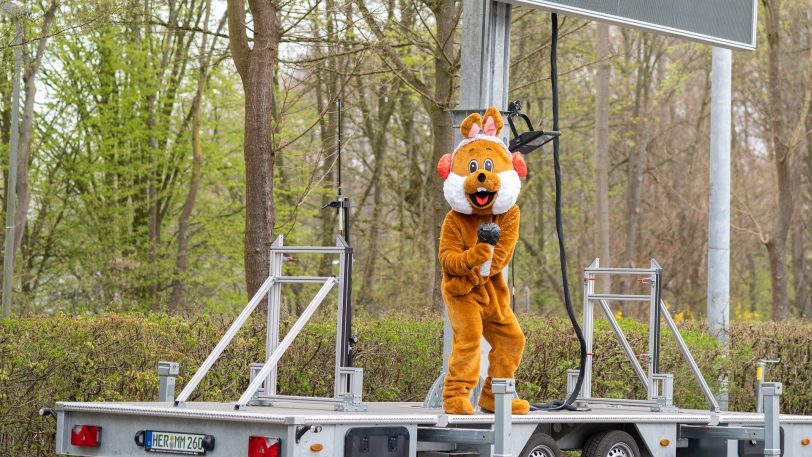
[2,314,809,456]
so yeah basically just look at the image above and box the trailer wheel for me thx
[518,432,563,457]
[582,430,640,457]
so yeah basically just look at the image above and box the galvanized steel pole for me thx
[707,47,732,346]
[2,3,24,317]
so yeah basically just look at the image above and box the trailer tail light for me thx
[248,436,279,457]
[71,424,102,447]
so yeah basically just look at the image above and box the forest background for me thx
[1,0,811,324]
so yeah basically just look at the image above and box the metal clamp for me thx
[335,367,367,411]
[651,373,676,412]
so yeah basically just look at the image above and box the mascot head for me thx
[437,107,527,215]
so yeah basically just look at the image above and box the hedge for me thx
[0,313,806,456]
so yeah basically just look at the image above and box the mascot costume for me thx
[436,106,529,415]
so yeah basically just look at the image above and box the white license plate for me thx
[145,431,207,455]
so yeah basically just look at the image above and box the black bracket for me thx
[296,425,323,443]
[506,100,561,154]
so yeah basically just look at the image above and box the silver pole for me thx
[2,9,23,317]
[761,382,782,456]
[707,47,732,346]
[491,378,514,457]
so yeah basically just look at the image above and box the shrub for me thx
[0,313,804,456]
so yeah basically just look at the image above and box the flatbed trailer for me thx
[53,395,812,457]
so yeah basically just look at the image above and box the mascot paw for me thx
[444,396,475,415]
[478,396,531,415]
[469,243,493,265]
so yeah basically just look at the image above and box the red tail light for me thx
[71,424,102,447]
[248,436,279,457]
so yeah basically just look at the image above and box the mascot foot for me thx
[478,395,531,415]
[444,396,476,415]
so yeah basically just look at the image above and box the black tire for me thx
[519,433,563,457]
[582,430,641,457]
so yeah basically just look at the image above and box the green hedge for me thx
[0,313,806,456]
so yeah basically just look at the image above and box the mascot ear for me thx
[512,152,527,180]
[460,113,482,138]
[482,106,504,136]
[437,153,453,180]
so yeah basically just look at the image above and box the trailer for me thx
[46,236,812,457]
[43,2,812,453]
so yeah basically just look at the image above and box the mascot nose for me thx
[477,172,486,183]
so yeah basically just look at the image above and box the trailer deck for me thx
[54,398,812,456]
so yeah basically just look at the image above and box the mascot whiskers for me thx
[436,106,529,415]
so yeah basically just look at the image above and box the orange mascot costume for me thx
[436,106,529,415]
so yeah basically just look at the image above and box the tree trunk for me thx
[428,0,456,312]
[764,0,792,321]
[357,89,396,310]
[228,0,281,297]
[315,0,339,274]
[623,36,651,272]
[12,2,58,263]
[594,23,611,292]
[170,0,215,312]
[791,218,807,317]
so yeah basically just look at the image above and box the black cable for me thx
[532,12,588,412]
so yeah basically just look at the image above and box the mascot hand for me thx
[466,243,493,267]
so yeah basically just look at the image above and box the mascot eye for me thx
[468,160,478,174]
[484,159,494,171]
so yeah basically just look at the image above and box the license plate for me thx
[145,431,208,455]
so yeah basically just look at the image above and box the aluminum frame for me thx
[175,236,358,411]
[579,258,720,412]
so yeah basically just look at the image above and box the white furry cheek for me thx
[443,173,473,215]
[492,170,521,214]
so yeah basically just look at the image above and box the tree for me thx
[357,0,460,310]
[6,0,59,287]
[762,0,812,320]
[227,0,281,296]
[594,23,611,291]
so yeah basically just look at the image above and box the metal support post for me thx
[267,236,284,396]
[157,361,179,402]
[756,359,780,413]
[2,4,24,317]
[335,235,354,398]
[582,259,596,399]
[492,378,514,457]
[708,47,732,346]
[761,382,782,456]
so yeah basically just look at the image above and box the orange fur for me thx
[440,107,528,415]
